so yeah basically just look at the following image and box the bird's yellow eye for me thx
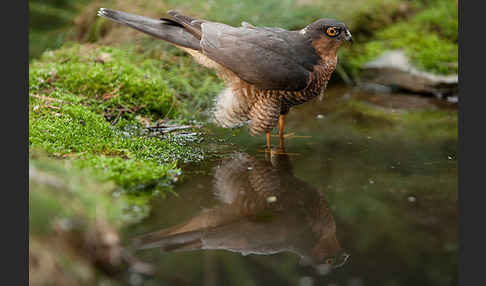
[326,27,339,37]
[325,258,335,264]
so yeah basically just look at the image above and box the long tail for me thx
[97,8,201,51]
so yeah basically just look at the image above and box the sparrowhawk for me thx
[97,8,353,149]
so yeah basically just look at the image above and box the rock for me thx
[359,50,458,98]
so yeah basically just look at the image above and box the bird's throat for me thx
[312,36,340,63]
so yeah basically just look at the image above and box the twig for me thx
[147,125,202,133]
[102,84,123,100]
[110,111,123,126]
[30,94,64,103]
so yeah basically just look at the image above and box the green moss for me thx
[73,155,179,190]
[30,44,177,120]
[346,0,422,40]
[377,16,457,74]
[134,40,224,120]
[29,100,182,196]
[412,0,458,42]
[29,104,114,154]
[30,43,223,121]
[341,0,458,76]
[29,44,208,204]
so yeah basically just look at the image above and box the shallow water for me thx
[125,86,458,286]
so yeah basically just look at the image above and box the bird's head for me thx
[302,19,352,60]
[304,18,353,44]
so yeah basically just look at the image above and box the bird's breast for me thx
[279,62,335,107]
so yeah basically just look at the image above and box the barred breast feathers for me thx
[212,60,336,135]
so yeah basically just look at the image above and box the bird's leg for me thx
[266,132,271,150]
[279,115,286,150]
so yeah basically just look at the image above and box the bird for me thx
[133,150,349,268]
[97,8,353,149]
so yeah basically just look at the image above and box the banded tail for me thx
[97,8,202,51]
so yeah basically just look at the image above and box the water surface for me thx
[125,86,458,286]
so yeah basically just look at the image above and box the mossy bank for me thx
[29,44,216,201]
[29,43,225,284]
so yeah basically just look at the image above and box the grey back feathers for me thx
[201,23,321,91]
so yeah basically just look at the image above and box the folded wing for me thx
[201,23,321,91]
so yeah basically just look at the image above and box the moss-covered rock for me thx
[341,0,458,77]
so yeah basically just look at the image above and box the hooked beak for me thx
[345,29,353,44]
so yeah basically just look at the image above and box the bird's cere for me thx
[345,29,353,42]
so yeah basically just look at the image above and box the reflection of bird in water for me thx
[97,9,352,149]
[134,150,349,268]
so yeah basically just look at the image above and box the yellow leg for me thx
[266,132,271,150]
[279,115,285,149]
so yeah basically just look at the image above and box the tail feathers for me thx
[166,10,203,39]
[97,8,201,50]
